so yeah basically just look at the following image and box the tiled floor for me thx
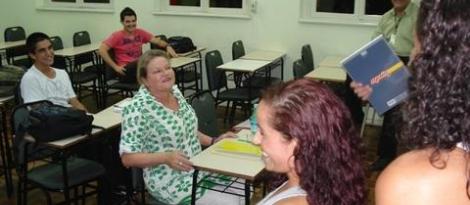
[0,92,386,205]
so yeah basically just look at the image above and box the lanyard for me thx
[394,15,403,34]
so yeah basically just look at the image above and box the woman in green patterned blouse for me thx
[119,50,242,204]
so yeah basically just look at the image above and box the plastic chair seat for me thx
[28,157,105,190]
[70,72,98,84]
[108,82,139,91]
[243,76,281,88]
[218,88,260,102]
[176,70,201,83]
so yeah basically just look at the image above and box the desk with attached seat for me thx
[190,129,264,205]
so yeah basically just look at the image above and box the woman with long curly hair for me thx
[375,0,470,204]
[253,78,366,205]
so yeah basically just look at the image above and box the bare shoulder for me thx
[274,196,308,205]
[376,148,470,205]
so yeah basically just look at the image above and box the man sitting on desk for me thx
[20,32,87,112]
[99,7,178,83]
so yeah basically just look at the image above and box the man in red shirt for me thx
[99,7,177,83]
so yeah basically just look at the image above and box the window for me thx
[155,0,251,18]
[44,0,114,11]
[301,0,393,25]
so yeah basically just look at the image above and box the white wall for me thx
[1,0,377,80]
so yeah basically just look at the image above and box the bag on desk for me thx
[168,36,196,53]
[28,102,94,142]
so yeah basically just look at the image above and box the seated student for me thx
[99,7,177,83]
[119,49,244,205]
[374,0,470,204]
[253,78,366,205]
[21,32,87,112]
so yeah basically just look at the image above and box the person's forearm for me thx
[121,152,168,168]
[69,98,87,112]
[198,131,212,146]
[99,46,119,70]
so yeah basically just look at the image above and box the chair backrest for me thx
[293,59,311,79]
[4,26,26,42]
[14,83,23,105]
[150,34,167,50]
[232,40,245,60]
[301,44,314,71]
[50,36,67,69]
[73,31,91,47]
[4,26,28,66]
[130,167,145,193]
[190,91,220,137]
[205,50,226,91]
[73,31,94,66]
[50,36,64,50]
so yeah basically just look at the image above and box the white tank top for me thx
[256,182,307,205]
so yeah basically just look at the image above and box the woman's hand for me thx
[165,151,193,171]
[211,131,237,145]
[350,81,373,101]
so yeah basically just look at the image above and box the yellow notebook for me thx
[215,139,262,157]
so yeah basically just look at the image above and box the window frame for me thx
[154,0,252,19]
[42,0,114,12]
[300,0,384,26]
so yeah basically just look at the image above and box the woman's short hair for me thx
[261,78,365,205]
[136,49,169,85]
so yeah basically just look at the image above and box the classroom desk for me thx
[305,66,347,83]
[54,43,104,108]
[190,129,264,205]
[170,57,202,95]
[240,50,286,81]
[0,40,26,66]
[54,43,101,58]
[179,47,206,58]
[318,56,344,68]
[0,95,15,197]
[19,99,127,204]
[0,40,25,50]
[218,59,271,73]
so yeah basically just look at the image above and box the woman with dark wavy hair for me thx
[375,0,470,204]
[253,78,366,205]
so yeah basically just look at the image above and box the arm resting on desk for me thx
[198,131,237,147]
[121,151,193,172]
[150,36,178,58]
[69,97,88,112]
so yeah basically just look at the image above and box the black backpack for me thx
[168,36,196,53]
[27,101,94,142]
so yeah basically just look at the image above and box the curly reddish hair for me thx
[261,78,366,205]
[402,0,470,196]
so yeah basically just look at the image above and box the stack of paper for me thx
[236,129,255,142]
[112,99,132,113]
[214,139,261,157]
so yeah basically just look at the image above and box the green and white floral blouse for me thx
[120,85,206,204]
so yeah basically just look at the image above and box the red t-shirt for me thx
[103,28,153,66]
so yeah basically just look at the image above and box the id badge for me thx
[390,34,396,45]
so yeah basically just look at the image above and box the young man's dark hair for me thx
[26,32,51,54]
[120,7,137,22]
